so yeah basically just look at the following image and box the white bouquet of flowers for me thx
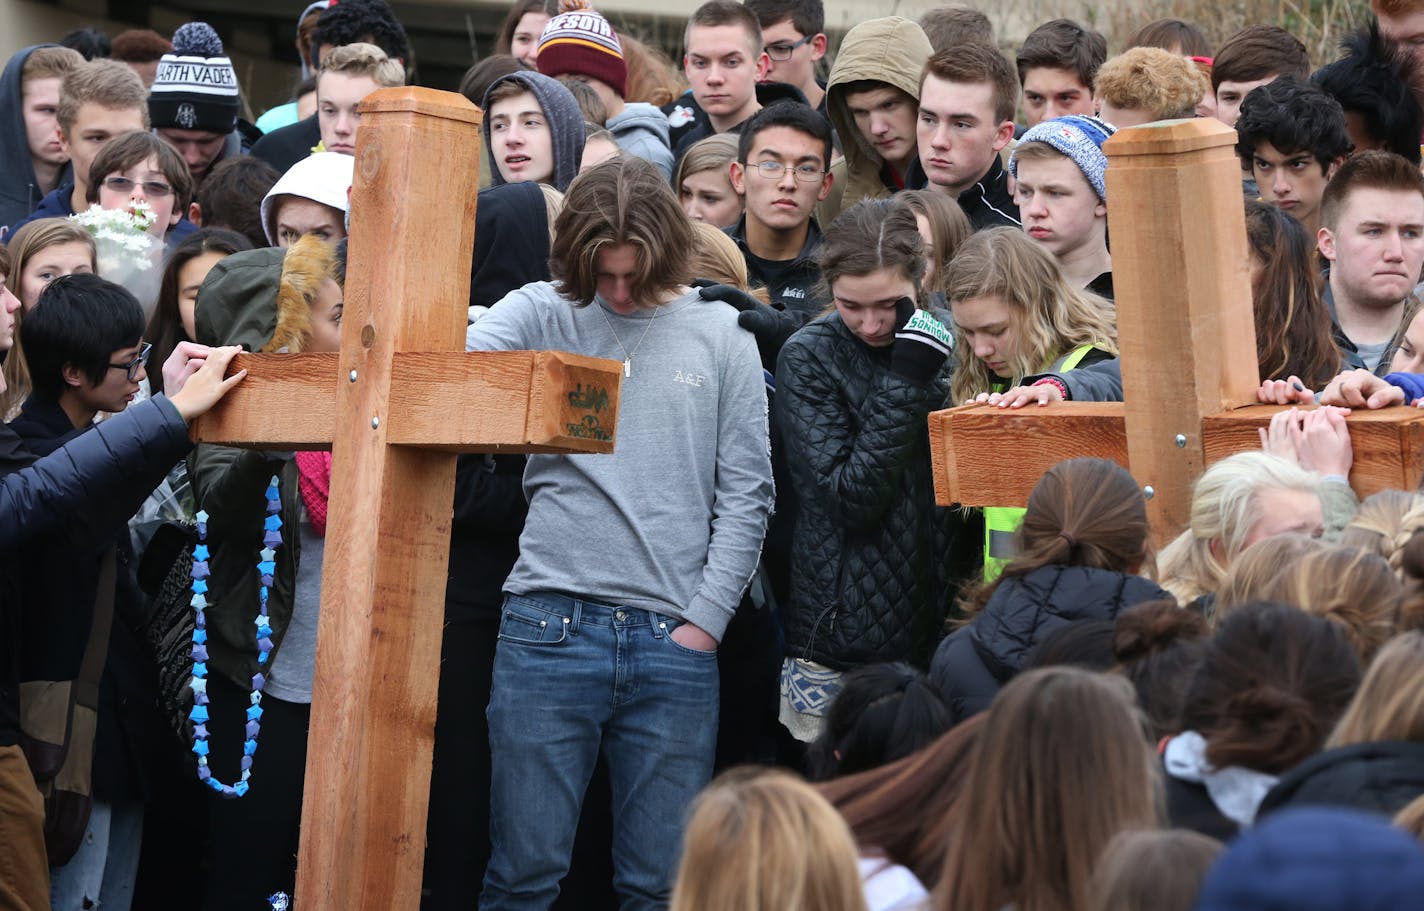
[68,203,163,320]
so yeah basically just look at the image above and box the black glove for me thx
[889,299,952,383]
[697,282,808,372]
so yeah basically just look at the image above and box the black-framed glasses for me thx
[746,160,826,182]
[109,342,151,382]
[102,176,174,198]
[763,34,813,60]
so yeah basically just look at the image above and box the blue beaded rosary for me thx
[188,475,282,798]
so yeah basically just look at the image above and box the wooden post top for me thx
[1103,116,1237,157]
[356,85,484,125]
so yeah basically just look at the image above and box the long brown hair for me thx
[935,668,1160,911]
[818,714,984,889]
[550,157,694,307]
[1245,200,1341,387]
[944,228,1116,404]
[960,458,1152,617]
[1329,630,1424,747]
[897,189,971,296]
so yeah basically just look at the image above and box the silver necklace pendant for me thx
[623,358,632,378]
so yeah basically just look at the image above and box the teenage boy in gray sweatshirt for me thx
[467,155,773,911]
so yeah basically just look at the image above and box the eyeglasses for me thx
[102,176,174,198]
[763,34,813,60]
[109,342,151,382]
[746,161,826,182]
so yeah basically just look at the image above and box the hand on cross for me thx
[1256,376,1316,406]
[966,380,1065,409]
[1318,369,1406,409]
[1257,406,1354,477]
[168,344,247,422]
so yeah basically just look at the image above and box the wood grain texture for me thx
[188,353,339,448]
[1202,405,1424,496]
[385,351,622,451]
[929,402,1424,508]
[526,350,623,453]
[928,403,1129,506]
[1105,117,1259,540]
[295,87,479,910]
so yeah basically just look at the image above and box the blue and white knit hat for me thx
[1009,115,1117,202]
[149,22,239,134]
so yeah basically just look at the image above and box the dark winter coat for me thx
[774,310,967,671]
[726,216,828,317]
[665,81,813,165]
[446,182,551,621]
[250,115,321,176]
[0,396,190,747]
[930,565,1171,722]
[10,394,171,799]
[1259,741,1424,820]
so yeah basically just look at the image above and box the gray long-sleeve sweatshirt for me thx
[466,282,774,641]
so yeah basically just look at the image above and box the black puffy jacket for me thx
[774,312,968,671]
[930,565,1172,721]
[1259,741,1424,819]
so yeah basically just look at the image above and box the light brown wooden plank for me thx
[1106,118,1261,540]
[928,402,1129,507]
[1202,405,1424,497]
[384,350,622,451]
[188,352,339,449]
[929,402,1424,509]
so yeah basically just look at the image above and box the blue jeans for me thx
[50,799,144,911]
[479,592,720,911]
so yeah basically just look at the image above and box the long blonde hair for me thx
[944,228,1116,404]
[1,218,98,418]
[670,769,869,911]
[1329,630,1424,748]
[1156,451,1322,604]
[935,668,1159,911]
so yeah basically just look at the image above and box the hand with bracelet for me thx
[965,376,1069,407]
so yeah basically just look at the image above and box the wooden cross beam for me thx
[929,118,1424,538]
[188,87,623,909]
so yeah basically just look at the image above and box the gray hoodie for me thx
[481,71,586,193]
[608,102,673,179]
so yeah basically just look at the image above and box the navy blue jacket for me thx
[0,395,190,746]
[930,565,1171,722]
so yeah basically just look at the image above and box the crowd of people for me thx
[9,0,1424,909]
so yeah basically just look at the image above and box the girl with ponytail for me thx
[929,457,1172,722]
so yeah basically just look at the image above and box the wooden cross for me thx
[188,87,624,909]
[929,118,1424,540]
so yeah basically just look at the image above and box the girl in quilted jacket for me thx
[774,198,968,747]
[929,457,1173,722]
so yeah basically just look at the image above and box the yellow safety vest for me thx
[981,344,1096,580]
